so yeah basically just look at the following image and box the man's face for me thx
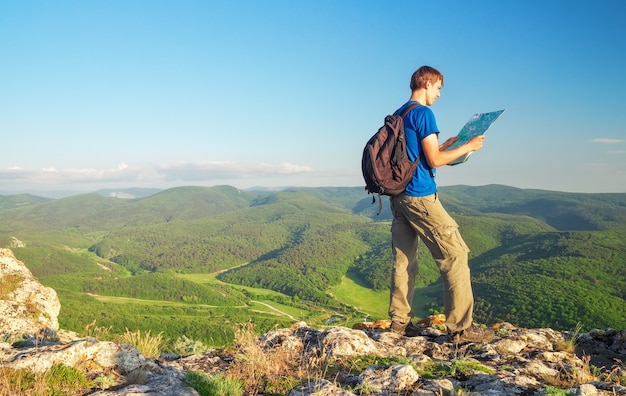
[425,79,442,106]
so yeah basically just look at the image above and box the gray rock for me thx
[0,248,60,338]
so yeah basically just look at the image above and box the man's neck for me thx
[409,90,427,105]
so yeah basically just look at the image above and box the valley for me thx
[1,184,624,349]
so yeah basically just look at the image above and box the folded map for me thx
[446,109,505,165]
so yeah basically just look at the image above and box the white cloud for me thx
[0,160,316,189]
[0,163,140,186]
[591,138,624,144]
[156,160,313,181]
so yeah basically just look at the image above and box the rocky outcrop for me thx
[0,338,143,373]
[0,248,60,337]
[0,247,624,395]
[2,321,625,395]
[240,322,626,395]
[0,337,199,395]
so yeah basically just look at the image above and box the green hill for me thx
[0,193,50,210]
[439,184,626,231]
[1,184,624,347]
[472,229,626,329]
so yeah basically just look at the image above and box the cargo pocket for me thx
[430,224,470,260]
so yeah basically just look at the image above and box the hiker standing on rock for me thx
[388,65,494,343]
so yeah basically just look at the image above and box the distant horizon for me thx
[2,182,624,200]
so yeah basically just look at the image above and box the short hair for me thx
[410,66,444,91]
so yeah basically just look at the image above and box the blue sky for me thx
[1,0,625,196]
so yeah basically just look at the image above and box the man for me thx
[388,65,494,343]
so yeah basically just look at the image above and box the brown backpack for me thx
[361,102,421,212]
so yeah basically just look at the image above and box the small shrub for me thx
[541,385,575,396]
[0,364,93,396]
[494,327,512,337]
[172,335,209,356]
[93,374,117,390]
[418,358,493,379]
[262,375,300,395]
[45,364,93,393]
[0,367,36,395]
[352,381,377,394]
[184,371,244,396]
[340,355,415,374]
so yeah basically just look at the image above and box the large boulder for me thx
[0,248,61,338]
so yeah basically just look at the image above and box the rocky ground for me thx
[1,247,625,395]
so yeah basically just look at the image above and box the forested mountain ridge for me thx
[439,185,626,231]
[355,184,626,231]
[2,184,624,231]
[0,185,263,233]
[0,184,624,346]
[0,193,50,210]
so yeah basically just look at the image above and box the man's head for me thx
[410,66,444,90]
[410,66,443,106]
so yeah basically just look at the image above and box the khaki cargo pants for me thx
[389,193,474,332]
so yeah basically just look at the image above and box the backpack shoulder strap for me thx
[396,101,434,178]
[395,102,422,118]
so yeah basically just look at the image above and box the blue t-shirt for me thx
[396,101,438,197]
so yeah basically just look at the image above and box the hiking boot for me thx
[448,324,495,344]
[390,320,409,335]
[391,320,421,337]
[403,322,422,337]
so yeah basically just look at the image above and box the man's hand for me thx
[467,135,485,151]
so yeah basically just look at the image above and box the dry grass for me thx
[0,365,92,396]
[604,359,626,385]
[0,273,22,298]
[223,321,329,395]
[115,328,164,358]
[554,322,583,353]
[84,319,114,341]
